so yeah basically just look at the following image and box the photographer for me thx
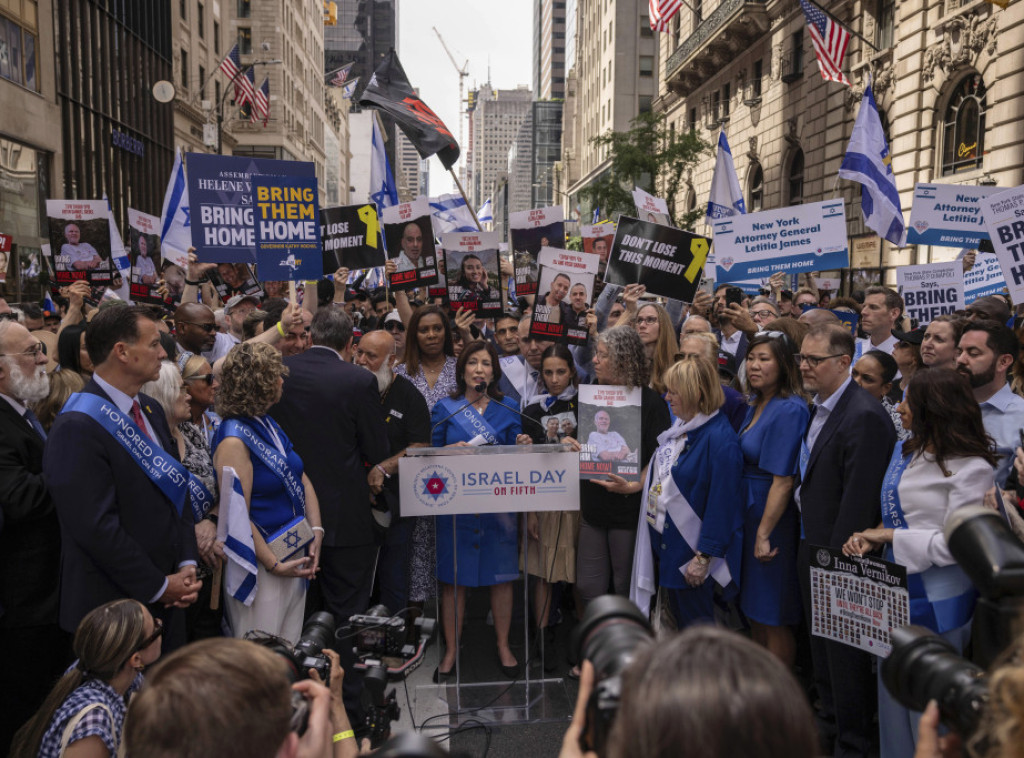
[559,626,818,758]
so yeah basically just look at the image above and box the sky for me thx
[397,0,534,197]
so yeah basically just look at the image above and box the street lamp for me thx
[212,59,282,154]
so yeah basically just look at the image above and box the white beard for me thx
[8,362,49,403]
[358,361,393,394]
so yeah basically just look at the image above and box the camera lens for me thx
[296,611,336,656]
[571,595,653,681]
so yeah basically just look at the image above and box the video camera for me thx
[569,595,654,756]
[883,506,1024,740]
[343,604,436,677]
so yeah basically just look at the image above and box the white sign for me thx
[907,183,1001,248]
[398,449,580,517]
[964,251,1007,302]
[632,187,671,225]
[982,185,1024,304]
[712,200,849,282]
[896,261,964,325]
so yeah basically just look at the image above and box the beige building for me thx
[466,85,534,210]
[655,0,1023,283]
[395,129,422,202]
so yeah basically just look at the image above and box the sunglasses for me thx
[184,373,215,385]
[385,322,406,333]
[136,617,164,651]
[178,321,217,333]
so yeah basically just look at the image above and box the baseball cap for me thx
[225,294,260,313]
[717,350,738,379]
[891,327,924,345]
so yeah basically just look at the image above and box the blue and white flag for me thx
[217,466,258,606]
[103,193,132,301]
[838,84,906,247]
[341,77,359,100]
[159,147,192,269]
[477,198,494,225]
[429,192,479,234]
[706,130,746,222]
[592,207,600,224]
[369,118,399,211]
[43,290,56,313]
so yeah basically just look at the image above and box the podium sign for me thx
[398,445,579,517]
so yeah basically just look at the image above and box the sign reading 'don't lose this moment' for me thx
[605,217,709,303]
[251,174,323,281]
[983,184,1024,304]
[712,200,848,283]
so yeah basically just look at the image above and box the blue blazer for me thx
[44,379,198,643]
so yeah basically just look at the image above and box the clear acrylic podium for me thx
[398,443,579,728]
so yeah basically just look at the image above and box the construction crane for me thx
[432,26,469,157]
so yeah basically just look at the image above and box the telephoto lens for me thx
[882,625,988,738]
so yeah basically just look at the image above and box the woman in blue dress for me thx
[630,355,745,629]
[738,331,809,666]
[431,340,524,680]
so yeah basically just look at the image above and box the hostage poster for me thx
[46,199,114,286]
[632,187,672,226]
[320,203,385,273]
[127,209,166,304]
[581,223,615,266]
[605,216,709,303]
[439,231,503,317]
[530,247,600,345]
[578,385,642,482]
[381,198,439,291]
[510,205,564,297]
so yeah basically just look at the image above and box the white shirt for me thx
[393,251,419,273]
[855,333,898,362]
[60,241,100,265]
[202,332,238,364]
[133,255,157,282]
[796,374,852,510]
[93,372,161,445]
[587,430,629,457]
[720,329,742,356]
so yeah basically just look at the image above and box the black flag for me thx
[359,49,460,170]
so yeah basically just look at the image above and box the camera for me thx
[361,664,401,749]
[569,595,653,756]
[344,604,436,676]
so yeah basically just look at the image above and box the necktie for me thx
[23,408,46,440]
[131,400,152,440]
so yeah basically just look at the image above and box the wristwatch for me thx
[694,552,711,566]
[202,513,219,526]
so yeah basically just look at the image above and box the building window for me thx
[876,0,895,49]
[753,58,763,98]
[694,0,703,25]
[748,162,764,212]
[722,83,730,118]
[689,106,697,131]
[215,80,221,106]
[638,95,653,113]
[789,29,804,79]
[181,49,188,88]
[214,20,220,54]
[942,75,986,176]
[238,0,251,18]
[198,64,206,96]
[787,148,804,205]
[197,3,204,37]
[0,11,39,92]
[712,90,721,121]
[639,56,654,77]
[180,0,187,19]
[238,27,252,55]
[641,15,653,37]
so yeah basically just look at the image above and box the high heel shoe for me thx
[432,666,454,683]
[498,654,520,679]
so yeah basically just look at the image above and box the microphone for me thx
[427,381,492,440]
[488,395,548,436]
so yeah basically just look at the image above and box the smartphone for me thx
[724,286,745,307]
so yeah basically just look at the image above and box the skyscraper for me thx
[533,0,567,100]
[466,85,533,210]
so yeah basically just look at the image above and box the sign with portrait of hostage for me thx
[510,205,565,297]
[530,247,600,345]
[440,231,503,317]
[577,385,643,483]
[381,198,439,291]
[127,209,166,304]
[45,199,114,287]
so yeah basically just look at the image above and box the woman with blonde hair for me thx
[634,302,677,393]
[9,599,163,758]
[33,368,86,431]
[140,361,192,461]
[630,355,745,629]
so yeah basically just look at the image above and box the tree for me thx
[578,111,711,231]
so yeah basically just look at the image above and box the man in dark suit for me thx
[0,321,71,753]
[44,306,201,651]
[269,305,389,722]
[796,323,896,758]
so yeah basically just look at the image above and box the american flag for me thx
[219,43,256,105]
[649,0,683,31]
[799,0,851,86]
[253,76,270,126]
[326,62,353,88]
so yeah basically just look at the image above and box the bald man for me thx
[798,308,841,327]
[173,301,301,362]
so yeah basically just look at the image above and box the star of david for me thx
[181,206,191,227]
[284,529,301,549]
[421,470,450,501]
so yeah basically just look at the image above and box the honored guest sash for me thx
[450,401,500,446]
[219,418,306,513]
[61,392,215,520]
[880,442,976,633]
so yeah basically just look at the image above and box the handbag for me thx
[264,514,315,562]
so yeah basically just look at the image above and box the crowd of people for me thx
[2,253,1024,757]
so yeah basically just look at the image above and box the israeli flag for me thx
[103,193,132,302]
[216,466,258,606]
[477,198,494,225]
[592,207,600,224]
[369,118,399,210]
[43,291,56,313]
[838,84,906,247]
[159,148,192,269]
[430,192,479,234]
[706,130,746,223]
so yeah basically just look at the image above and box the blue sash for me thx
[880,442,976,633]
[449,401,500,445]
[61,392,215,521]
[219,418,306,514]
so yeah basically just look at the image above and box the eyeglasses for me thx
[385,322,406,333]
[794,353,845,367]
[184,373,214,385]
[178,321,217,333]
[0,342,45,358]
[136,617,164,651]
[750,309,777,319]
[636,316,658,325]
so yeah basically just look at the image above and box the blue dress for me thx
[431,396,522,586]
[738,394,809,626]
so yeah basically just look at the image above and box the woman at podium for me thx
[431,340,523,681]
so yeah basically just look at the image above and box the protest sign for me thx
[809,545,909,657]
[578,385,643,482]
[907,183,1001,248]
[209,263,263,301]
[127,209,165,304]
[964,251,1007,302]
[186,153,316,264]
[712,200,848,283]
[531,247,600,345]
[632,187,672,225]
[439,231,503,317]
[251,174,322,282]
[381,198,439,291]
[581,223,615,264]
[428,248,448,302]
[605,216,709,303]
[45,200,114,286]
[982,185,1024,304]
[510,206,565,297]
[896,261,964,325]
[320,204,384,273]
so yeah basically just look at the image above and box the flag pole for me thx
[448,167,482,232]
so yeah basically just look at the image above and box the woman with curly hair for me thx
[212,342,323,643]
[634,302,678,394]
